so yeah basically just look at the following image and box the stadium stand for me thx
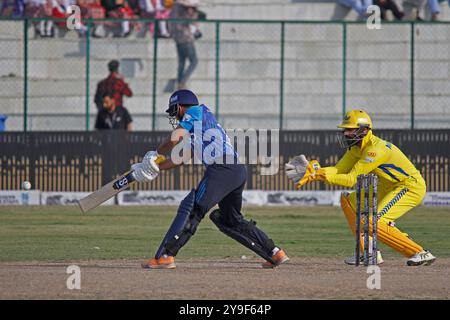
[0,0,449,130]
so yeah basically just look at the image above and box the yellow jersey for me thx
[324,130,423,188]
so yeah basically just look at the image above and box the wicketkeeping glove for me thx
[295,160,326,189]
[285,154,309,184]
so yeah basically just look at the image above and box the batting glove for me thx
[142,151,160,175]
[132,163,158,183]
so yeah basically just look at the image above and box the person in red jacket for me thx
[94,60,133,111]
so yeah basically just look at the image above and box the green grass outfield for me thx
[0,205,449,262]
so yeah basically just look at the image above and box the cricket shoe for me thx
[262,249,290,269]
[344,250,384,266]
[141,255,176,269]
[406,250,436,266]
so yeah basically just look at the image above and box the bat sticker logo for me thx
[113,176,130,190]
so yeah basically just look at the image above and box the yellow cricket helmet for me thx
[338,110,372,129]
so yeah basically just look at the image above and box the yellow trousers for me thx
[342,174,426,257]
[348,175,426,222]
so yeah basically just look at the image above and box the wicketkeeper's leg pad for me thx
[376,218,424,257]
[155,189,205,258]
[209,209,275,263]
[340,192,423,257]
[340,192,368,254]
[340,191,358,235]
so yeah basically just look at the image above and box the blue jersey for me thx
[178,105,237,165]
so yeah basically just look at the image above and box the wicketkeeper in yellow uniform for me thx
[286,110,436,266]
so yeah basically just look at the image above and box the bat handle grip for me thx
[155,155,166,164]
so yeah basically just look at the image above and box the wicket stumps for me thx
[355,174,378,266]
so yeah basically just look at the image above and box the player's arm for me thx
[134,109,197,181]
[158,105,198,157]
[321,149,359,176]
[325,149,386,188]
[156,125,191,170]
[157,125,187,155]
[286,150,359,189]
[141,123,192,173]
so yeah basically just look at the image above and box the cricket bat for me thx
[78,156,165,213]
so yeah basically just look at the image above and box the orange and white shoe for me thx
[262,249,290,269]
[141,255,176,269]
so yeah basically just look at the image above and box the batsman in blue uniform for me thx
[133,89,289,269]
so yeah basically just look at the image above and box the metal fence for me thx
[1,18,450,131]
[1,130,449,192]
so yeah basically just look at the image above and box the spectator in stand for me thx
[402,0,426,20]
[167,0,200,91]
[136,0,149,37]
[138,0,172,38]
[24,0,54,37]
[0,0,8,16]
[127,0,140,14]
[127,0,144,34]
[77,0,106,37]
[51,0,89,37]
[101,0,138,37]
[374,0,404,20]
[94,60,133,111]
[427,0,440,19]
[1,0,25,17]
[426,0,450,20]
[333,0,373,20]
[95,91,133,131]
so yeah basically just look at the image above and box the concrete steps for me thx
[201,0,450,20]
[1,1,450,130]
